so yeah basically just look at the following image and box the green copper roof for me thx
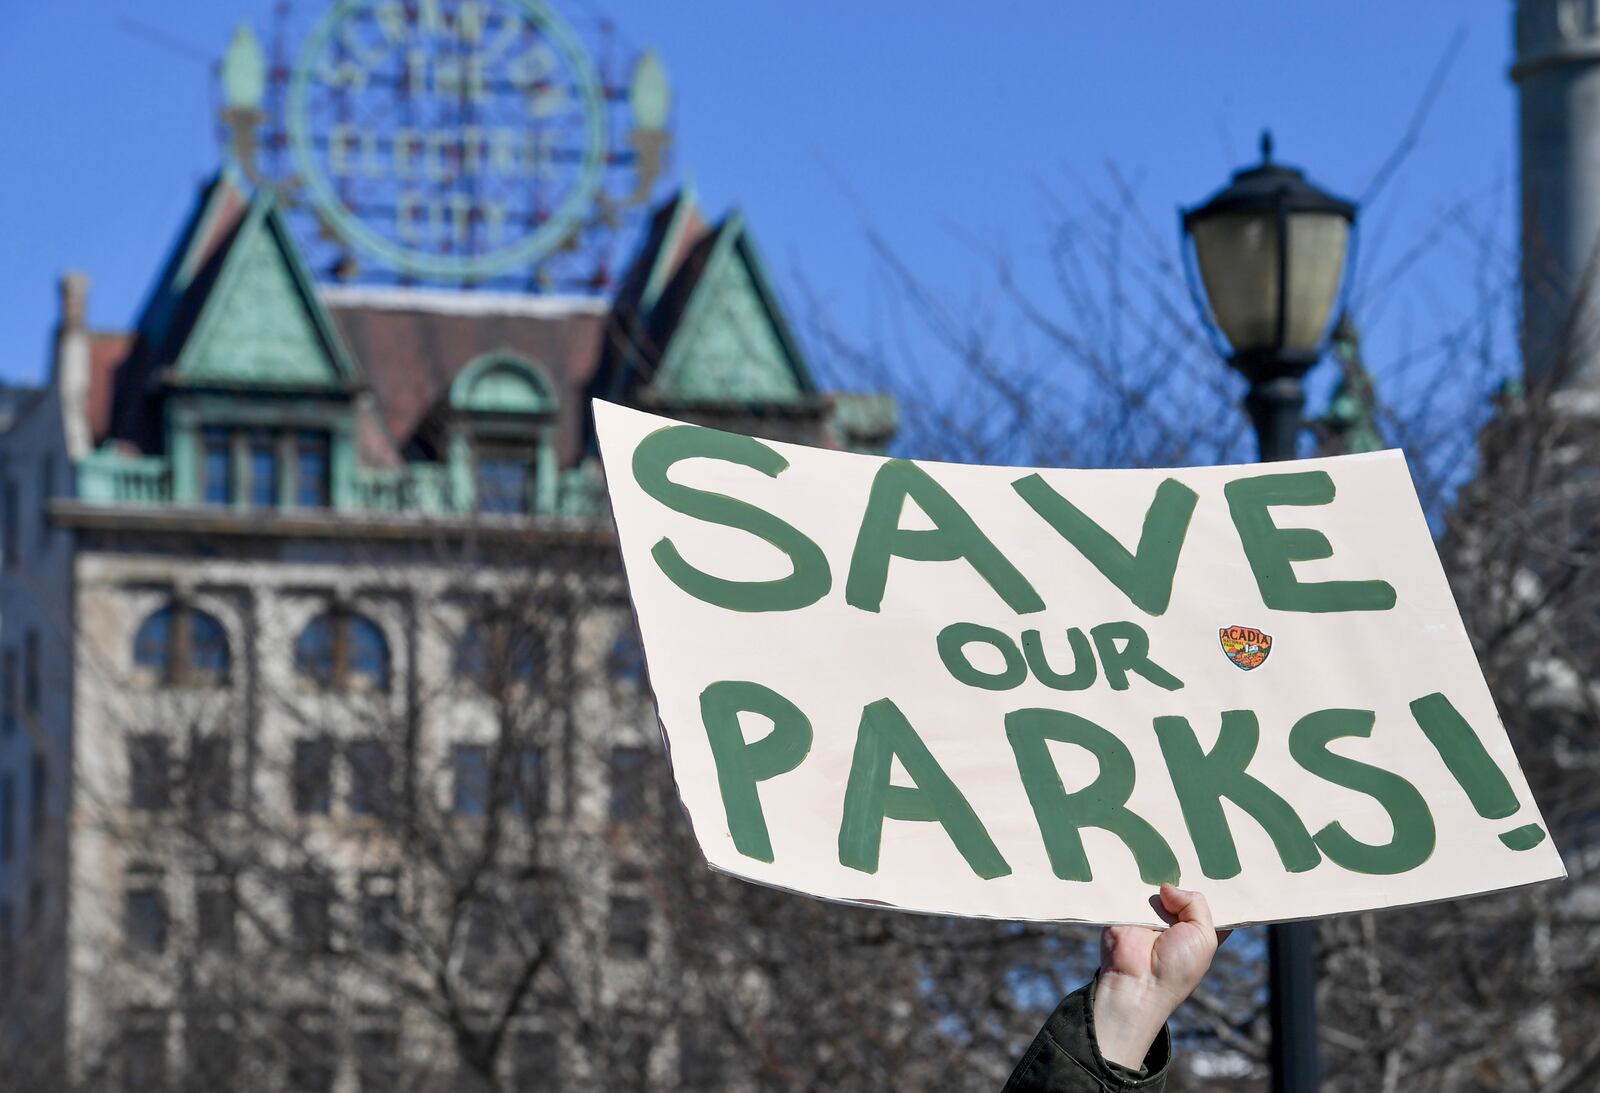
[650,211,817,403]
[174,193,359,388]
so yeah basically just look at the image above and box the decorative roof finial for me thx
[1261,129,1274,164]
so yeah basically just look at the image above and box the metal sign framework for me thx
[219,0,672,293]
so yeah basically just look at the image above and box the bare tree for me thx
[789,129,1600,1091]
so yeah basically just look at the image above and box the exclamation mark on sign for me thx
[1409,692,1546,850]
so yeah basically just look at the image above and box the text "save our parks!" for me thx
[595,400,1564,926]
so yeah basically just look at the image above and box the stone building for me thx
[0,167,893,1091]
[1515,0,1600,390]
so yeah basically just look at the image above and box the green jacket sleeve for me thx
[1001,974,1170,1092]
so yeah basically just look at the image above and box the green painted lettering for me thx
[1021,628,1098,691]
[1288,708,1435,875]
[1224,471,1396,612]
[1005,708,1179,885]
[937,622,1027,691]
[1410,692,1547,851]
[1155,711,1320,879]
[846,459,1045,615]
[838,698,1011,879]
[632,425,831,613]
[1090,621,1184,691]
[700,681,814,863]
[1013,474,1197,616]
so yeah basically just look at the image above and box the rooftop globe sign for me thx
[220,0,672,290]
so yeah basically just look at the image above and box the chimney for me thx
[58,271,90,335]
[1514,0,1600,394]
[54,272,93,459]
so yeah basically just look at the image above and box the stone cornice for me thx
[47,499,615,545]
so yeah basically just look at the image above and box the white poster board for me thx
[594,400,1565,927]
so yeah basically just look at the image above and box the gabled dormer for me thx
[170,194,359,391]
[597,194,818,410]
[646,210,817,405]
[155,191,364,509]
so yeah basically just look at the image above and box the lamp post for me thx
[1181,132,1356,1093]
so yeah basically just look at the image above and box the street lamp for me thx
[1182,132,1357,1093]
[1182,131,1356,463]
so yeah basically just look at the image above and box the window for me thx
[349,616,389,692]
[37,455,52,547]
[291,875,334,952]
[296,610,389,693]
[613,1025,653,1087]
[355,1022,400,1092]
[679,1033,727,1089]
[293,738,333,814]
[475,451,532,514]
[461,901,497,977]
[122,1010,169,1093]
[606,895,650,959]
[1,649,13,736]
[1,477,16,569]
[359,873,400,954]
[23,629,38,715]
[451,744,543,818]
[201,428,233,506]
[30,751,46,835]
[0,775,12,862]
[191,735,232,813]
[124,879,168,953]
[348,739,393,818]
[133,607,171,676]
[287,1010,336,1093]
[2,648,14,735]
[456,618,542,692]
[296,614,333,688]
[185,1015,236,1093]
[195,875,237,953]
[133,604,231,687]
[452,744,489,816]
[609,746,650,822]
[201,427,331,509]
[511,746,545,817]
[129,734,171,811]
[609,628,647,689]
[294,432,330,508]
[248,433,279,507]
[190,612,229,682]
[513,1031,562,1090]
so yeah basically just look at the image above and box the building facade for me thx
[0,148,891,1092]
[1515,0,1600,391]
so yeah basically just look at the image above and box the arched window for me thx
[448,353,559,516]
[456,618,543,692]
[133,604,231,687]
[295,610,390,694]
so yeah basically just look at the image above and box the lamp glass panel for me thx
[1191,210,1280,354]
[1283,212,1350,353]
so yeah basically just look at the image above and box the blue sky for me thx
[0,1,1517,411]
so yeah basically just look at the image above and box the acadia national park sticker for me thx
[1219,625,1273,671]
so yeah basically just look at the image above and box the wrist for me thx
[1091,972,1179,1070]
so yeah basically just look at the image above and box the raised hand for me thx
[1091,885,1229,1069]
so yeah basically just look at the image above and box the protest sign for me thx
[593,400,1565,928]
